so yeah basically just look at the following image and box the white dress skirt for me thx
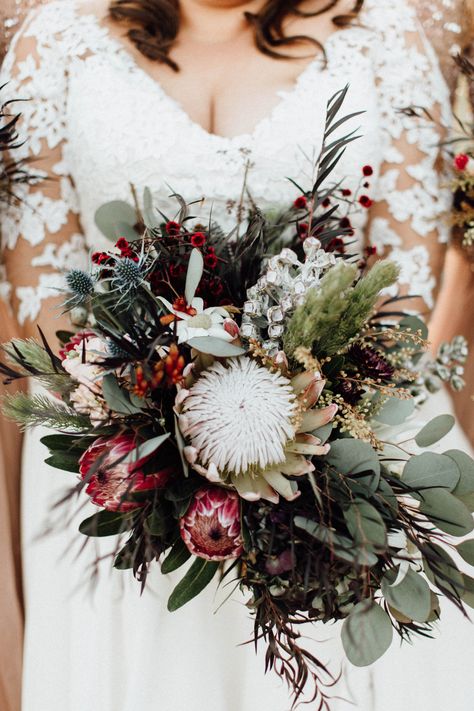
[21,386,474,711]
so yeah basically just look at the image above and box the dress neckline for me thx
[75,2,360,144]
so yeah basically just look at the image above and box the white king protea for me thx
[175,357,337,503]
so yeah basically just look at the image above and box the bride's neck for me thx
[179,0,265,42]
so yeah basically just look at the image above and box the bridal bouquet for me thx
[2,89,474,708]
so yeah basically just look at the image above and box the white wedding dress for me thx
[1,1,474,709]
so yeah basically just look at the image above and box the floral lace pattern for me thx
[0,0,454,323]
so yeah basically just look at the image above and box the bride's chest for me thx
[64,36,382,239]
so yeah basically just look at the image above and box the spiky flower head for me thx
[112,257,144,292]
[176,356,337,503]
[348,344,395,381]
[65,269,94,302]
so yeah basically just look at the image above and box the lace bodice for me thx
[0,0,455,325]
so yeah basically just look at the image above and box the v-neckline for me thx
[78,4,354,144]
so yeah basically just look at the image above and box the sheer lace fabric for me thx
[0,0,461,327]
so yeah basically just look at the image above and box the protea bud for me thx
[79,434,173,512]
[180,487,243,561]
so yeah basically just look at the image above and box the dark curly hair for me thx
[108,0,365,71]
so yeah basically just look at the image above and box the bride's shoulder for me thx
[7,0,109,64]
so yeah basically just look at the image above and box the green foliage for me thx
[161,539,192,574]
[94,200,138,242]
[2,392,90,431]
[283,260,399,358]
[3,338,73,394]
[381,567,432,622]
[341,600,393,667]
[79,510,135,537]
[167,558,219,611]
[415,414,455,447]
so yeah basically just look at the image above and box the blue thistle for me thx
[107,340,132,358]
[65,269,94,303]
[112,258,144,291]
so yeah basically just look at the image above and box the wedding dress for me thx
[1,1,474,709]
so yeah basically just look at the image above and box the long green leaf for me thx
[167,558,219,611]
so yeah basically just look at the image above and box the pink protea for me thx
[180,487,244,561]
[79,434,173,512]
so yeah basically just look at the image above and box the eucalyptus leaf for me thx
[326,439,380,477]
[161,539,192,574]
[341,600,393,667]
[420,489,474,537]
[102,374,143,415]
[399,315,429,340]
[94,200,137,242]
[415,415,455,448]
[313,422,333,444]
[294,517,377,566]
[116,221,140,241]
[79,510,134,537]
[142,187,160,228]
[445,449,474,497]
[423,544,464,597]
[344,500,387,550]
[402,453,460,494]
[167,558,219,611]
[375,397,415,426]
[381,567,431,622]
[187,337,245,357]
[326,438,380,491]
[374,478,398,514]
[456,540,474,567]
[461,574,474,609]
[185,249,204,305]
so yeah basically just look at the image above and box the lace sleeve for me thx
[364,0,452,319]
[0,7,87,340]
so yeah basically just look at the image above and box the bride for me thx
[1,0,474,709]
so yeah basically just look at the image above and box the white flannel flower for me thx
[159,296,236,345]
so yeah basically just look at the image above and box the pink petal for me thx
[298,404,338,433]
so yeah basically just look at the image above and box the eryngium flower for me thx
[79,434,172,511]
[180,487,243,561]
[348,344,395,381]
[176,357,337,503]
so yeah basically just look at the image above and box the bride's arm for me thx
[363,1,452,326]
[1,12,87,346]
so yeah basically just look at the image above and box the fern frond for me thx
[2,392,90,431]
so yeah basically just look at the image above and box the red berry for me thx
[165,221,181,236]
[204,253,218,269]
[115,237,129,250]
[191,231,207,248]
[362,165,374,177]
[359,195,373,209]
[454,154,469,171]
[293,196,307,209]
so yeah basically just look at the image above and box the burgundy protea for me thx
[180,487,243,561]
[348,344,395,381]
[79,434,173,512]
[334,378,364,406]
